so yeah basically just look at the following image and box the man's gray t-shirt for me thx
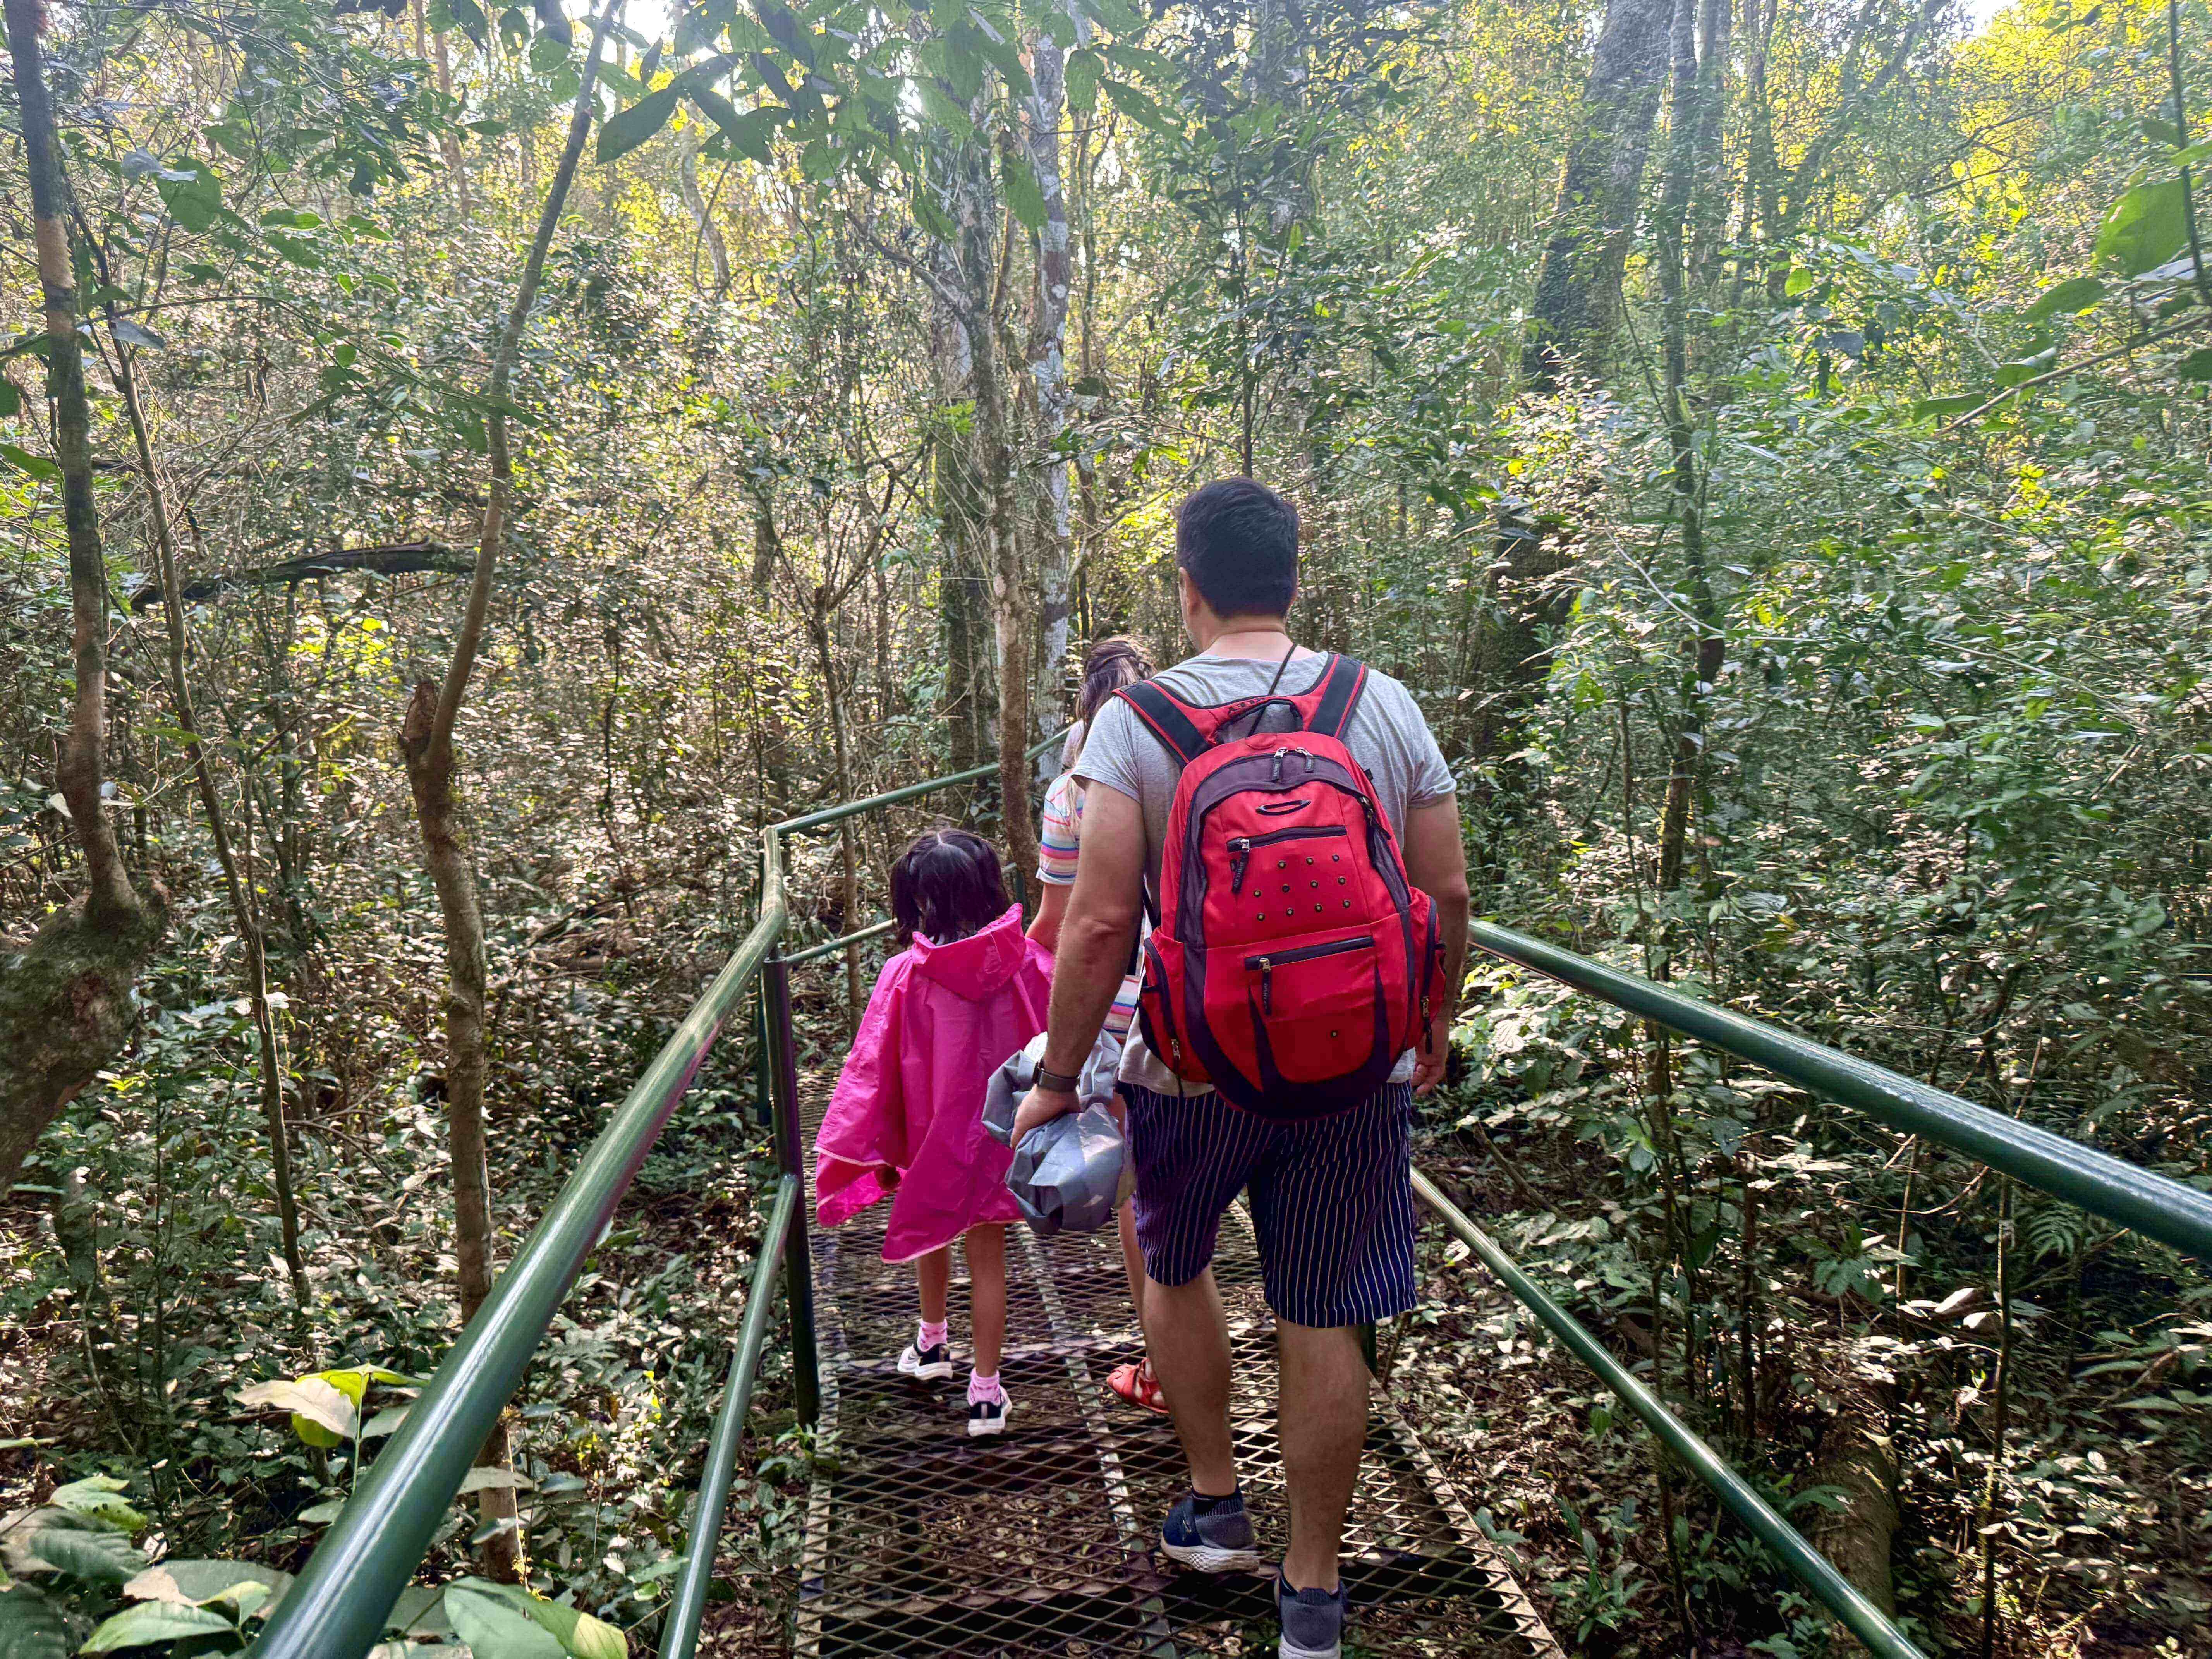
[1076,647,1456,1096]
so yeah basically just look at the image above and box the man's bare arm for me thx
[1013,781,1146,1139]
[1400,796,1471,1097]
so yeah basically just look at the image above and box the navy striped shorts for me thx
[1121,1080,1419,1329]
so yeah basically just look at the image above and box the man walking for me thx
[1013,477,1470,1659]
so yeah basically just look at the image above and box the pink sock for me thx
[967,1370,1005,1406]
[917,1320,948,1350]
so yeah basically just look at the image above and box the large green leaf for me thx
[690,91,781,163]
[124,1561,290,1611]
[154,159,222,234]
[1098,78,1175,137]
[0,1588,72,1659]
[529,30,572,73]
[1064,48,1100,114]
[1001,154,1046,232]
[473,1583,624,1659]
[598,83,680,163]
[0,443,58,481]
[383,1585,449,1636]
[2095,179,2190,275]
[80,1602,235,1653]
[442,1583,564,1659]
[1911,392,1989,419]
[532,0,574,45]
[1994,348,2057,387]
[2022,275,2105,320]
[441,0,489,48]
[6,1518,139,1586]
[43,1480,142,1538]
[235,1377,357,1447]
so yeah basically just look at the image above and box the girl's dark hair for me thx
[891,827,1009,944]
[1073,637,1154,734]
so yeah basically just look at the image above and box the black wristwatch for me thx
[1034,1065,1082,1094]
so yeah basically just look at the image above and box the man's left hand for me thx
[1412,1012,1453,1098]
[1012,1084,1080,1144]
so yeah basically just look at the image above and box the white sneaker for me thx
[898,1340,953,1382]
[966,1388,1012,1437]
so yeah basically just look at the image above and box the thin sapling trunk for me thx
[397,0,618,1580]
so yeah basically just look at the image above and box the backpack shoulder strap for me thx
[1307,654,1369,741]
[1115,680,1206,769]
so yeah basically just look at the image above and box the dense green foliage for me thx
[2,0,2208,1651]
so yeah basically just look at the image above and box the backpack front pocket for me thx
[1238,933,1383,1085]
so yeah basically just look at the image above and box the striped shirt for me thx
[1038,772,1139,1039]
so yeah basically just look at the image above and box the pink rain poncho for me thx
[813,905,1052,1262]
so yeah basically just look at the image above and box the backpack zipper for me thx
[1228,824,1348,894]
[1245,934,1375,1015]
[1269,745,1315,783]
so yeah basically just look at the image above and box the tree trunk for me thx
[940,124,1035,871]
[435,28,473,224]
[395,2,616,1580]
[932,294,991,783]
[972,309,1035,877]
[1742,0,1782,283]
[110,306,309,1305]
[1687,0,1735,287]
[1810,1378,1901,1649]
[743,498,795,816]
[1522,0,1674,388]
[675,117,731,296]
[0,0,167,1195]
[1643,56,1735,1631]
[1466,500,1578,763]
[809,614,865,1013]
[1022,39,1075,753]
[1652,0,1727,903]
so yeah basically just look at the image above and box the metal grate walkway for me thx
[795,1081,1563,1659]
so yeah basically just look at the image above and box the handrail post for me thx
[752,987,773,1129]
[763,953,821,1425]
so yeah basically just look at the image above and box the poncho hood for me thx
[907,904,1029,1000]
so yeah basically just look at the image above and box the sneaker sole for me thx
[1278,1635,1340,1659]
[1160,1539,1263,1573]
[902,1361,954,1381]
[966,1407,1012,1437]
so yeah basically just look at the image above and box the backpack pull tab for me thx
[1257,957,1274,1016]
[1271,748,1287,783]
[1228,838,1251,895]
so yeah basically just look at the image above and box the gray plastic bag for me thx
[982,1032,1129,1235]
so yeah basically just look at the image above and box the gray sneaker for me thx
[1157,1488,1261,1573]
[1277,1571,1348,1659]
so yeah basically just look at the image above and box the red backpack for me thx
[1117,653,1439,1120]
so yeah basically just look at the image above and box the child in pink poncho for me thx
[813,828,1051,1437]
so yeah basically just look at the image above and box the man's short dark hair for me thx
[1176,478,1299,619]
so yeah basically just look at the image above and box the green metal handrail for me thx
[253,865,790,1659]
[657,1172,800,1659]
[1410,1172,1925,1659]
[779,918,897,966]
[1470,921,2212,1267]
[773,730,1068,840]
[256,729,1068,1659]
[1418,919,2212,1655]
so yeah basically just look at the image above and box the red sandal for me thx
[1107,1356,1169,1415]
